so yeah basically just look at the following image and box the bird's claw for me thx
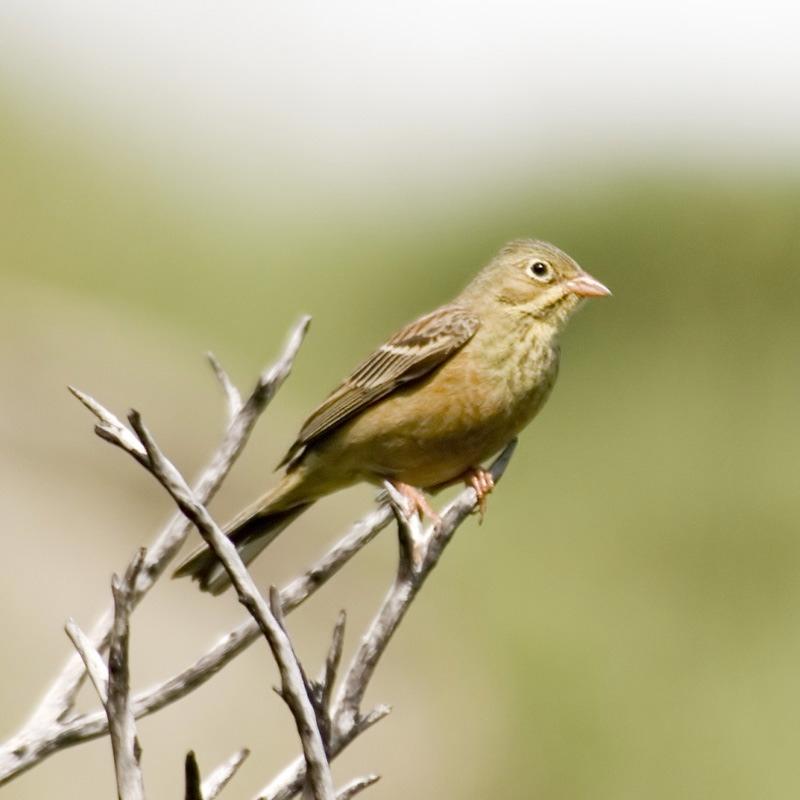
[464,466,495,523]
[390,481,442,527]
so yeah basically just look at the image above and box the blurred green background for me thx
[2,3,800,799]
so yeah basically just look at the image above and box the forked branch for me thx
[256,441,517,800]
[0,319,518,800]
[65,553,147,800]
[111,408,337,800]
[0,317,309,784]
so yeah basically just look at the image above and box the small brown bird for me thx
[175,240,610,593]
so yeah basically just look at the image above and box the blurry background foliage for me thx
[1,2,799,799]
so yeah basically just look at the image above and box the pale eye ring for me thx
[527,260,553,282]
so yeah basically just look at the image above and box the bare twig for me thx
[335,775,380,800]
[257,440,518,800]
[185,751,203,800]
[319,611,346,714]
[2,317,519,800]
[66,554,147,800]
[64,621,109,703]
[0,318,310,784]
[382,482,424,575]
[207,352,243,421]
[336,440,517,725]
[86,506,390,735]
[201,748,250,800]
[68,387,148,465]
[185,747,250,800]
[257,706,391,800]
[0,504,392,777]
[107,552,146,800]
[118,408,335,800]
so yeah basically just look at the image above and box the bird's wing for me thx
[278,305,480,468]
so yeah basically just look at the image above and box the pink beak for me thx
[564,271,612,298]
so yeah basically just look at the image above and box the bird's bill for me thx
[564,272,612,297]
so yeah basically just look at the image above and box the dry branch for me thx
[65,553,147,800]
[0,318,519,800]
[185,751,203,800]
[0,503,392,780]
[0,318,309,784]
[111,407,336,800]
[186,748,250,800]
[64,621,109,703]
[335,774,380,799]
[106,553,146,800]
[201,748,250,799]
[256,440,518,800]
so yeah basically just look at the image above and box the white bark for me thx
[201,748,251,800]
[0,319,518,800]
[0,318,309,784]
[256,441,517,800]
[122,408,337,800]
[66,553,148,800]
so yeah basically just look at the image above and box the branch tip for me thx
[201,746,250,799]
[254,315,312,399]
[185,750,203,800]
[67,385,103,419]
[320,611,347,711]
[360,704,392,729]
[5,323,517,799]
[0,321,317,784]
[335,773,380,800]
[207,352,243,419]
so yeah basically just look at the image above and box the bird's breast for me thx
[321,315,561,487]
[467,318,560,431]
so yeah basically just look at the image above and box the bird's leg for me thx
[390,481,442,526]
[462,466,495,523]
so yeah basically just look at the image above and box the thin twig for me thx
[106,552,146,800]
[0,504,392,775]
[64,621,109,703]
[207,352,243,421]
[1,317,518,800]
[257,706,391,800]
[335,774,380,800]
[185,751,203,800]
[382,482,424,576]
[122,408,335,800]
[201,748,250,800]
[319,611,346,714]
[66,554,147,800]
[0,318,310,785]
[186,747,250,800]
[257,441,518,800]
[336,440,517,724]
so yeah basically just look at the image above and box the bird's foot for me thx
[390,481,442,527]
[462,466,495,522]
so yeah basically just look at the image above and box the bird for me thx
[174,239,610,594]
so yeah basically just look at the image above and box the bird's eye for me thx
[528,260,552,282]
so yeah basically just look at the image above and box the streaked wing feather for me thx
[278,306,479,467]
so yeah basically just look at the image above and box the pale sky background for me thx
[1,6,800,800]
[0,0,798,201]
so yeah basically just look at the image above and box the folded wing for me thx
[279,305,480,468]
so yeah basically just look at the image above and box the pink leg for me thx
[390,481,442,526]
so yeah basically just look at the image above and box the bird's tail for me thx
[173,477,314,595]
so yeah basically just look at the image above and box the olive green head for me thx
[461,239,611,327]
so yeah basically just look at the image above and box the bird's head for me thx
[463,239,611,328]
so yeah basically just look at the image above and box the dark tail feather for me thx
[173,502,313,595]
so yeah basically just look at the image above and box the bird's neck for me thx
[477,306,561,373]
